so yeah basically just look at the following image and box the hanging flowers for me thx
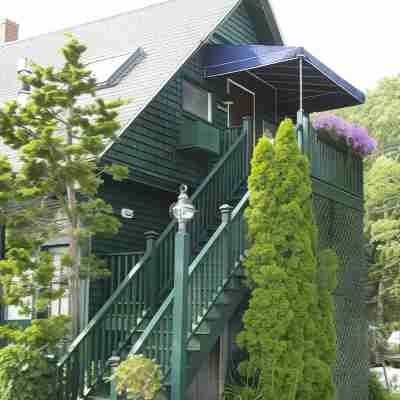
[313,114,377,157]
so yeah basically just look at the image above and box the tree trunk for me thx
[377,280,384,325]
[67,185,81,339]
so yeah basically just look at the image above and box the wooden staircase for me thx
[56,119,252,400]
[127,193,249,399]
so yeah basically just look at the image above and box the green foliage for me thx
[336,75,400,151]
[237,119,337,399]
[110,355,163,400]
[369,372,390,400]
[223,361,263,400]
[0,316,69,350]
[0,344,54,400]
[0,35,129,338]
[223,384,262,400]
[366,156,400,302]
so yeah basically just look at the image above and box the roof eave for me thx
[259,0,284,45]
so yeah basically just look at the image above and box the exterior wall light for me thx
[171,184,195,232]
[222,93,235,106]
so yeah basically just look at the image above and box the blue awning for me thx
[204,45,365,116]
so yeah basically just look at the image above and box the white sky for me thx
[2,0,399,91]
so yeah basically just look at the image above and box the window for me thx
[86,47,145,88]
[182,80,212,122]
[3,245,70,323]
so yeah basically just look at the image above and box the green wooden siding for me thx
[211,2,258,45]
[102,1,266,193]
[90,176,175,318]
[93,175,175,254]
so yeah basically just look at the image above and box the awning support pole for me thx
[299,56,303,112]
[274,88,278,124]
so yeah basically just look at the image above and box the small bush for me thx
[0,344,54,400]
[110,354,163,400]
[369,372,390,400]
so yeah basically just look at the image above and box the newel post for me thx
[144,230,159,312]
[220,204,233,279]
[170,185,195,400]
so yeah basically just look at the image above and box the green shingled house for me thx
[0,1,368,399]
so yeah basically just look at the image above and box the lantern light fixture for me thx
[171,184,196,232]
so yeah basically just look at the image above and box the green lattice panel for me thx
[334,295,369,400]
[313,194,368,400]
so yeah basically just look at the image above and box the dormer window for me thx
[182,80,213,123]
[87,47,145,89]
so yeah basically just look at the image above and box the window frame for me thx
[182,79,213,123]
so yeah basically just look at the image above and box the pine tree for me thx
[0,35,129,342]
[237,119,336,399]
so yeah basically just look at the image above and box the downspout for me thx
[296,56,304,150]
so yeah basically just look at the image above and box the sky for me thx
[1,0,399,92]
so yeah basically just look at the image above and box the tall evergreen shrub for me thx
[237,119,336,399]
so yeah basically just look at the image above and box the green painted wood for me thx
[171,230,191,400]
[130,192,249,390]
[103,2,261,193]
[211,3,258,45]
[93,177,174,254]
[299,112,363,199]
[179,119,220,156]
[312,179,363,212]
[90,178,174,319]
[56,123,251,400]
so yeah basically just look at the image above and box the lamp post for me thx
[170,184,195,400]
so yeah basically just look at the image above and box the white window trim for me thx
[183,80,213,123]
[207,92,213,123]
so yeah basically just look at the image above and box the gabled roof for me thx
[0,0,282,167]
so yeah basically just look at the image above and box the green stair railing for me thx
[130,192,249,380]
[56,119,251,400]
[220,126,242,155]
[102,252,145,293]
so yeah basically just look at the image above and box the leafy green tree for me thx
[365,156,400,319]
[237,119,336,399]
[336,76,400,330]
[0,344,55,400]
[336,75,400,152]
[0,35,128,341]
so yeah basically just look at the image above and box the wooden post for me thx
[296,109,305,152]
[109,354,121,400]
[171,227,191,400]
[220,204,232,280]
[242,116,252,176]
[144,231,158,312]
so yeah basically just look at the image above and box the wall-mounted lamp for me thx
[222,93,235,106]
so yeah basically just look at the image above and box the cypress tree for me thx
[237,119,336,399]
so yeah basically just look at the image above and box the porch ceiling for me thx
[204,45,365,117]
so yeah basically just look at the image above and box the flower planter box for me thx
[312,114,377,158]
[316,130,350,155]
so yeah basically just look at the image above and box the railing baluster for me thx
[57,121,252,400]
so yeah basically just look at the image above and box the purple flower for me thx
[312,114,377,157]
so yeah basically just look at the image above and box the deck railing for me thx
[102,252,145,293]
[298,111,363,198]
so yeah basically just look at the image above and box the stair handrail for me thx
[130,191,250,378]
[56,119,251,399]
[58,120,250,361]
